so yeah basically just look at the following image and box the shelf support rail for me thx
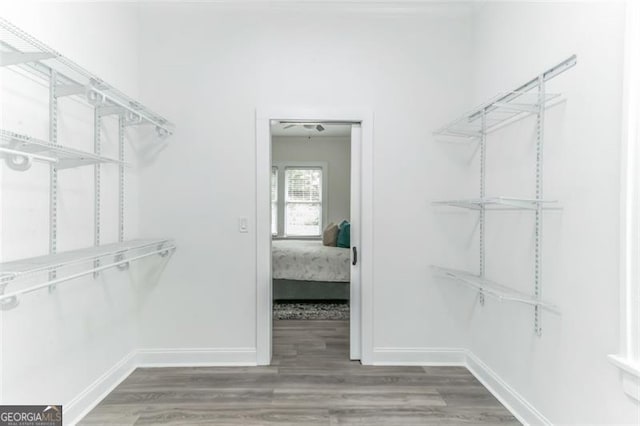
[479,110,487,305]
[93,108,102,278]
[433,55,576,138]
[0,244,177,310]
[48,69,58,292]
[534,73,546,336]
[118,116,125,244]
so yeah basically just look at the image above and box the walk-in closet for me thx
[0,1,638,425]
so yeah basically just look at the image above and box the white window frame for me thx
[272,161,328,239]
[609,0,640,402]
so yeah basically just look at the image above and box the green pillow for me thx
[337,221,350,248]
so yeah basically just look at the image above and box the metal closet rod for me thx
[0,240,174,280]
[276,120,361,125]
[0,146,57,163]
[0,245,177,303]
[90,87,173,135]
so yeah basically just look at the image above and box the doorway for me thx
[270,122,355,362]
[255,108,373,365]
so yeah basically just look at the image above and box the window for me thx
[285,167,323,236]
[271,162,327,238]
[271,167,278,235]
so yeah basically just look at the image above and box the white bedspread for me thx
[272,240,350,282]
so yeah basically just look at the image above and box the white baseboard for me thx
[465,350,551,426]
[136,347,257,367]
[371,347,467,365]
[65,350,137,426]
[65,347,257,425]
[65,346,547,426]
[370,346,549,425]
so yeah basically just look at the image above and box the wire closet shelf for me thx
[432,197,558,211]
[431,266,560,314]
[0,18,174,136]
[433,55,576,140]
[0,239,176,310]
[0,129,128,170]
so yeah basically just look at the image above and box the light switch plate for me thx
[239,217,248,233]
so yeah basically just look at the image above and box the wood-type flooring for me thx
[80,320,519,425]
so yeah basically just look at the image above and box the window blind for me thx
[284,168,322,236]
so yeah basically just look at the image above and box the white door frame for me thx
[255,106,374,365]
[349,124,362,360]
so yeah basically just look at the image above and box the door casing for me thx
[255,107,374,365]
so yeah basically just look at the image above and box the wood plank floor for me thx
[80,320,519,425]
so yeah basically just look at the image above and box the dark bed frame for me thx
[273,279,350,301]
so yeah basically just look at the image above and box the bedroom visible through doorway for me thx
[270,120,360,360]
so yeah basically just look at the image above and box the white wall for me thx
[3,2,635,425]
[135,2,473,354]
[445,1,637,424]
[0,2,147,422]
[272,135,351,227]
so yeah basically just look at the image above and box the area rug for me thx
[273,302,350,320]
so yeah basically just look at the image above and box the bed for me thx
[272,239,350,301]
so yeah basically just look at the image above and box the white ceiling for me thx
[271,122,352,137]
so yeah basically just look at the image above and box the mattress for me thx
[272,239,350,282]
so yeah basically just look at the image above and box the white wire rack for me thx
[434,92,562,139]
[0,239,176,310]
[0,18,174,136]
[432,197,559,211]
[431,55,576,334]
[0,129,126,170]
[0,20,177,311]
[431,265,560,314]
[434,55,576,140]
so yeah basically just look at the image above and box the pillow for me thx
[337,220,351,248]
[322,222,339,246]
